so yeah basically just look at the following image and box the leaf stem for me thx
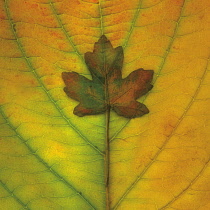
[105,105,111,210]
[102,34,110,210]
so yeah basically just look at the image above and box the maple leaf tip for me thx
[98,35,110,45]
[100,34,108,40]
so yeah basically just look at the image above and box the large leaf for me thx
[0,0,210,209]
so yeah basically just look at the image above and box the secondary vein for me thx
[160,158,210,209]
[123,0,143,49]
[4,0,103,156]
[111,0,187,143]
[0,107,97,210]
[49,0,84,62]
[112,52,209,209]
[0,180,30,209]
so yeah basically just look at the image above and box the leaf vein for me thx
[160,158,210,209]
[98,0,104,36]
[113,53,210,209]
[4,0,103,156]
[123,0,143,49]
[0,180,30,209]
[0,107,97,210]
[49,0,84,61]
[111,0,186,143]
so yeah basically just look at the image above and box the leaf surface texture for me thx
[0,0,210,209]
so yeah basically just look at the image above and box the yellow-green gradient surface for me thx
[0,0,210,209]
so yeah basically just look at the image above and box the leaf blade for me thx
[0,0,210,209]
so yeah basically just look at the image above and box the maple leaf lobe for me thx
[62,35,154,118]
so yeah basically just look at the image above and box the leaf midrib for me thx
[3,0,208,209]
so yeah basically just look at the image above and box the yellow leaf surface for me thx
[0,0,210,209]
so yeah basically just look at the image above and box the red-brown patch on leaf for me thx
[62,35,154,118]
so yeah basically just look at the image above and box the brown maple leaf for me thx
[62,35,154,118]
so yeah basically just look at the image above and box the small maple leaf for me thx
[62,35,154,118]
